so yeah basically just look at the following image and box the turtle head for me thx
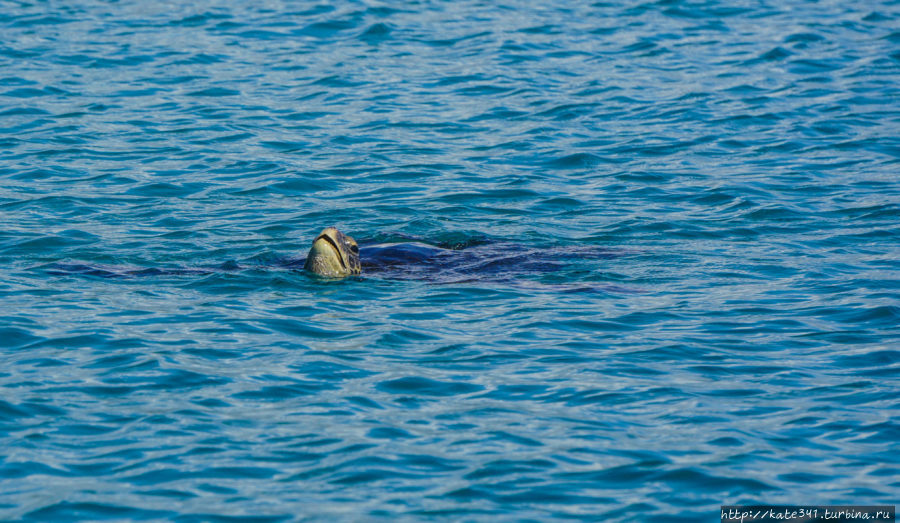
[304,227,361,278]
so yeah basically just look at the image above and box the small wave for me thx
[545,152,611,168]
[376,377,484,397]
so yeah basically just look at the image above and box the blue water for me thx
[2,0,899,520]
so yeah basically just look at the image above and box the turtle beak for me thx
[304,228,351,277]
[312,232,346,270]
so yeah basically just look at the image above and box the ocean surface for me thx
[1,0,899,520]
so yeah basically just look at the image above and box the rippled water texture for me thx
[2,0,899,520]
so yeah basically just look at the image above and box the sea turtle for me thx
[300,226,632,290]
[43,226,632,290]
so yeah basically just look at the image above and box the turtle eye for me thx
[350,244,359,254]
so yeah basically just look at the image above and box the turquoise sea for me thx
[1,0,899,520]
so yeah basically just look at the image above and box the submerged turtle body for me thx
[304,227,625,288]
